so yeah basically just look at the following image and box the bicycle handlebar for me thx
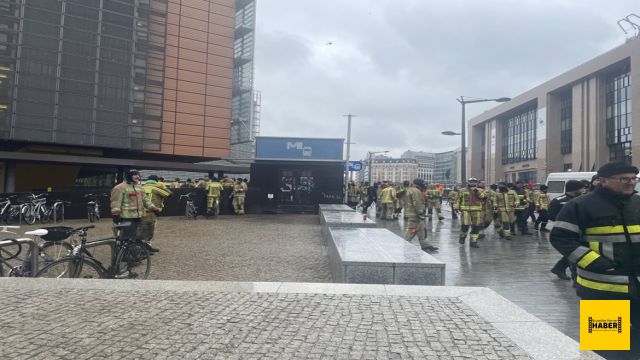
[70,225,96,234]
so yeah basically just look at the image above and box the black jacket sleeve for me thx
[547,198,561,221]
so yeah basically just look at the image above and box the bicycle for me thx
[21,193,49,225]
[84,193,106,223]
[0,195,18,224]
[180,193,198,220]
[0,225,74,277]
[36,222,152,280]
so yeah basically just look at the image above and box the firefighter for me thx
[379,182,396,220]
[494,182,517,240]
[347,181,359,208]
[512,181,531,235]
[141,174,172,251]
[206,177,224,217]
[477,181,495,239]
[425,184,444,221]
[457,177,485,248]
[550,161,640,333]
[394,181,409,220]
[534,184,551,232]
[404,178,438,253]
[449,185,460,220]
[547,179,587,280]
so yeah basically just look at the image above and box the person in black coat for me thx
[547,180,586,280]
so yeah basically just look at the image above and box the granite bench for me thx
[327,227,445,285]
[320,211,376,242]
[318,204,357,225]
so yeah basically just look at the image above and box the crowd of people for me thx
[109,170,249,253]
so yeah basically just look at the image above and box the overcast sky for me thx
[253,0,638,161]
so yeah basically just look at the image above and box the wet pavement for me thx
[371,208,580,341]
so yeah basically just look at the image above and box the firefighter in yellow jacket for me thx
[425,184,444,221]
[141,174,172,251]
[404,179,438,253]
[456,177,486,248]
[230,178,246,214]
[207,177,224,217]
[494,182,518,240]
[534,185,551,232]
[379,182,396,220]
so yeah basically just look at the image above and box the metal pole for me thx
[460,99,466,183]
[344,114,354,203]
[368,152,373,185]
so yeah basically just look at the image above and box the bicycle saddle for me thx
[25,229,48,236]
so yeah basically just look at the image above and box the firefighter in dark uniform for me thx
[547,180,586,280]
[550,161,640,352]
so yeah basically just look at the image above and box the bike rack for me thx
[0,238,39,275]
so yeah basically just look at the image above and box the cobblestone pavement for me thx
[1,287,531,360]
[9,210,579,342]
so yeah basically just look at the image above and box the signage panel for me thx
[255,137,344,161]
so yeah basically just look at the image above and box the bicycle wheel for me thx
[87,209,95,223]
[114,242,150,279]
[5,207,18,225]
[22,207,36,225]
[39,207,51,224]
[36,257,103,279]
[94,204,100,221]
[185,205,192,220]
[0,238,22,261]
[190,205,198,220]
[39,241,73,266]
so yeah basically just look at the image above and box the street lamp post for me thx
[443,96,510,183]
[344,114,356,204]
[368,150,389,185]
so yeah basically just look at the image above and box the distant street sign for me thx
[347,161,363,171]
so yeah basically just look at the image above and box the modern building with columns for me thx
[469,36,640,184]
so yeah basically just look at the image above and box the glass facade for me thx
[501,106,537,164]
[230,0,257,159]
[560,92,572,154]
[606,69,632,162]
[1,0,168,151]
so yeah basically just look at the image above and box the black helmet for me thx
[147,174,159,181]
[125,169,140,183]
[403,180,410,187]
[413,178,426,190]
[489,184,498,191]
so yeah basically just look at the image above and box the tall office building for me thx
[469,36,640,184]
[0,0,252,191]
[0,0,237,156]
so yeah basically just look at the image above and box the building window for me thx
[501,106,537,164]
[606,69,632,162]
[563,163,572,172]
[560,92,572,154]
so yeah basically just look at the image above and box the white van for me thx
[545,172,596,200]
[545,171,640,200]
